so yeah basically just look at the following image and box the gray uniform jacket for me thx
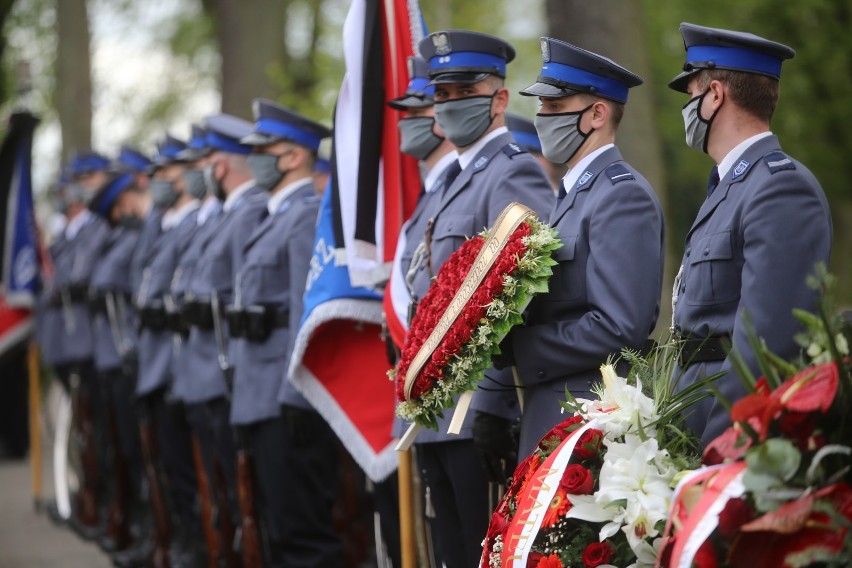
[230,180,319,425]
[409,130,554,443]
[90,226,141,372]
[181,186,267,404]
[509,146,664,455]
[130,209,163,297]
[134,210,199,397]
[38,237,72,366]
[673,135,832,446]
[57,215,111,363]
[170,200,223,402]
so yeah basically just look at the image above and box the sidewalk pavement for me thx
[0,457,111,568]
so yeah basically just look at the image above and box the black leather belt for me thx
[225,305,289,342]
[676,335,730,367]
[182,300,214,330]
[138,301,168,331]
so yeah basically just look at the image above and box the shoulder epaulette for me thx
[604,163,635,184]
[763,151,796,174]
[502,142,527,158]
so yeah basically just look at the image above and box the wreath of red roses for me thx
[394,222,530,403]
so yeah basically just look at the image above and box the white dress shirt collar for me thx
[424,150,459,193]
[223,179,255,212]
[458,126,508,170]
[64,209,92,240]
[560,143,615,194]
[161,199,200,231]
[267,177,313,216]
[718,131,772,180]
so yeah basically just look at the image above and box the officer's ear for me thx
[707,79,725,112]
[491,85,510,115]
[213,156,228,181]
[588,100,609,131]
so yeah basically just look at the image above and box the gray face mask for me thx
[183,169,207,200]
[202,164,225,201]
[534,104,594,164]
[682,89,717,153]
[149,179,180,210]
[434,94,495,148]
[398,116,444,160]
[248,152,289,192]
[65,183,89,206]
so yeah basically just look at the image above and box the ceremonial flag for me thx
[289,0,424,482]
[0,111,40,358]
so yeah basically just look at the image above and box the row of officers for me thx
[36,20,832,568]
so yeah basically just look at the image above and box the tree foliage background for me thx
[0,0,848,303]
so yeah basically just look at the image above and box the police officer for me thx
[383,54,459,567]
[54,151,113,538]
[385,54,458,356]
[412,29,554,567]
[232,100,342,567]
[179,113,267,563]
[133,134,204,565]
[496,38,664,456]
[668,23,832,446]
[86,170,146,553]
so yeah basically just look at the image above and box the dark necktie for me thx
[440,159,462,197]
[556,181,567,202]
[707,165,720,198]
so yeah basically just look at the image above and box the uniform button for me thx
[680,285,685,293]
[537,370,545,379]
[703,248,710,256]
[686,249,691,257]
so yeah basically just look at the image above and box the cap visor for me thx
[518,81,581,98]
[667,69,699,93]
[239,132,282,146]
[388,94,434,110]
[175,148,208,162]
[428,71,490,85]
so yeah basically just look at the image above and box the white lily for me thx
[574,365,657,438]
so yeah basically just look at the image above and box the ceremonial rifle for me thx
[211,288,264,567]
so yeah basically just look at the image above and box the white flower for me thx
[573,365,657,438]
[837,333,849,356]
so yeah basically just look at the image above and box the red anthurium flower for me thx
[703,420,756,465]
[772,362,839,413]
[741,494,816,534]
[730,393,782,441]
[718,498,755,539]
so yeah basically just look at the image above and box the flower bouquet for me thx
[389,202,561,444]
[482,342,710,568]
[659,270,852,567]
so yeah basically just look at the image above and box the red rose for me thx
[717,497,754,539]
[581,541,613,567]
[560,464,594,495]
[574,428,604,460]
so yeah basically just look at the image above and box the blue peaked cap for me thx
[506,113,541,153]
[204,113,253,155]
[89,172,134,218]
[520,37,642,104]
[669,23,795,93]
[176,124,211,162]
[388,56,435,110]
[70,150,111,178]
[419,30,515,84]
[151,134,188,171]
[241,99,331,152]
[117,145,152,173]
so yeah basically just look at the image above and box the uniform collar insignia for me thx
[731,159,750,180]
[577,170,594,187]
[474,156,489,170]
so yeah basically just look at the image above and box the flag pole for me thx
[28,340,43,511]
[398,447,417,568]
